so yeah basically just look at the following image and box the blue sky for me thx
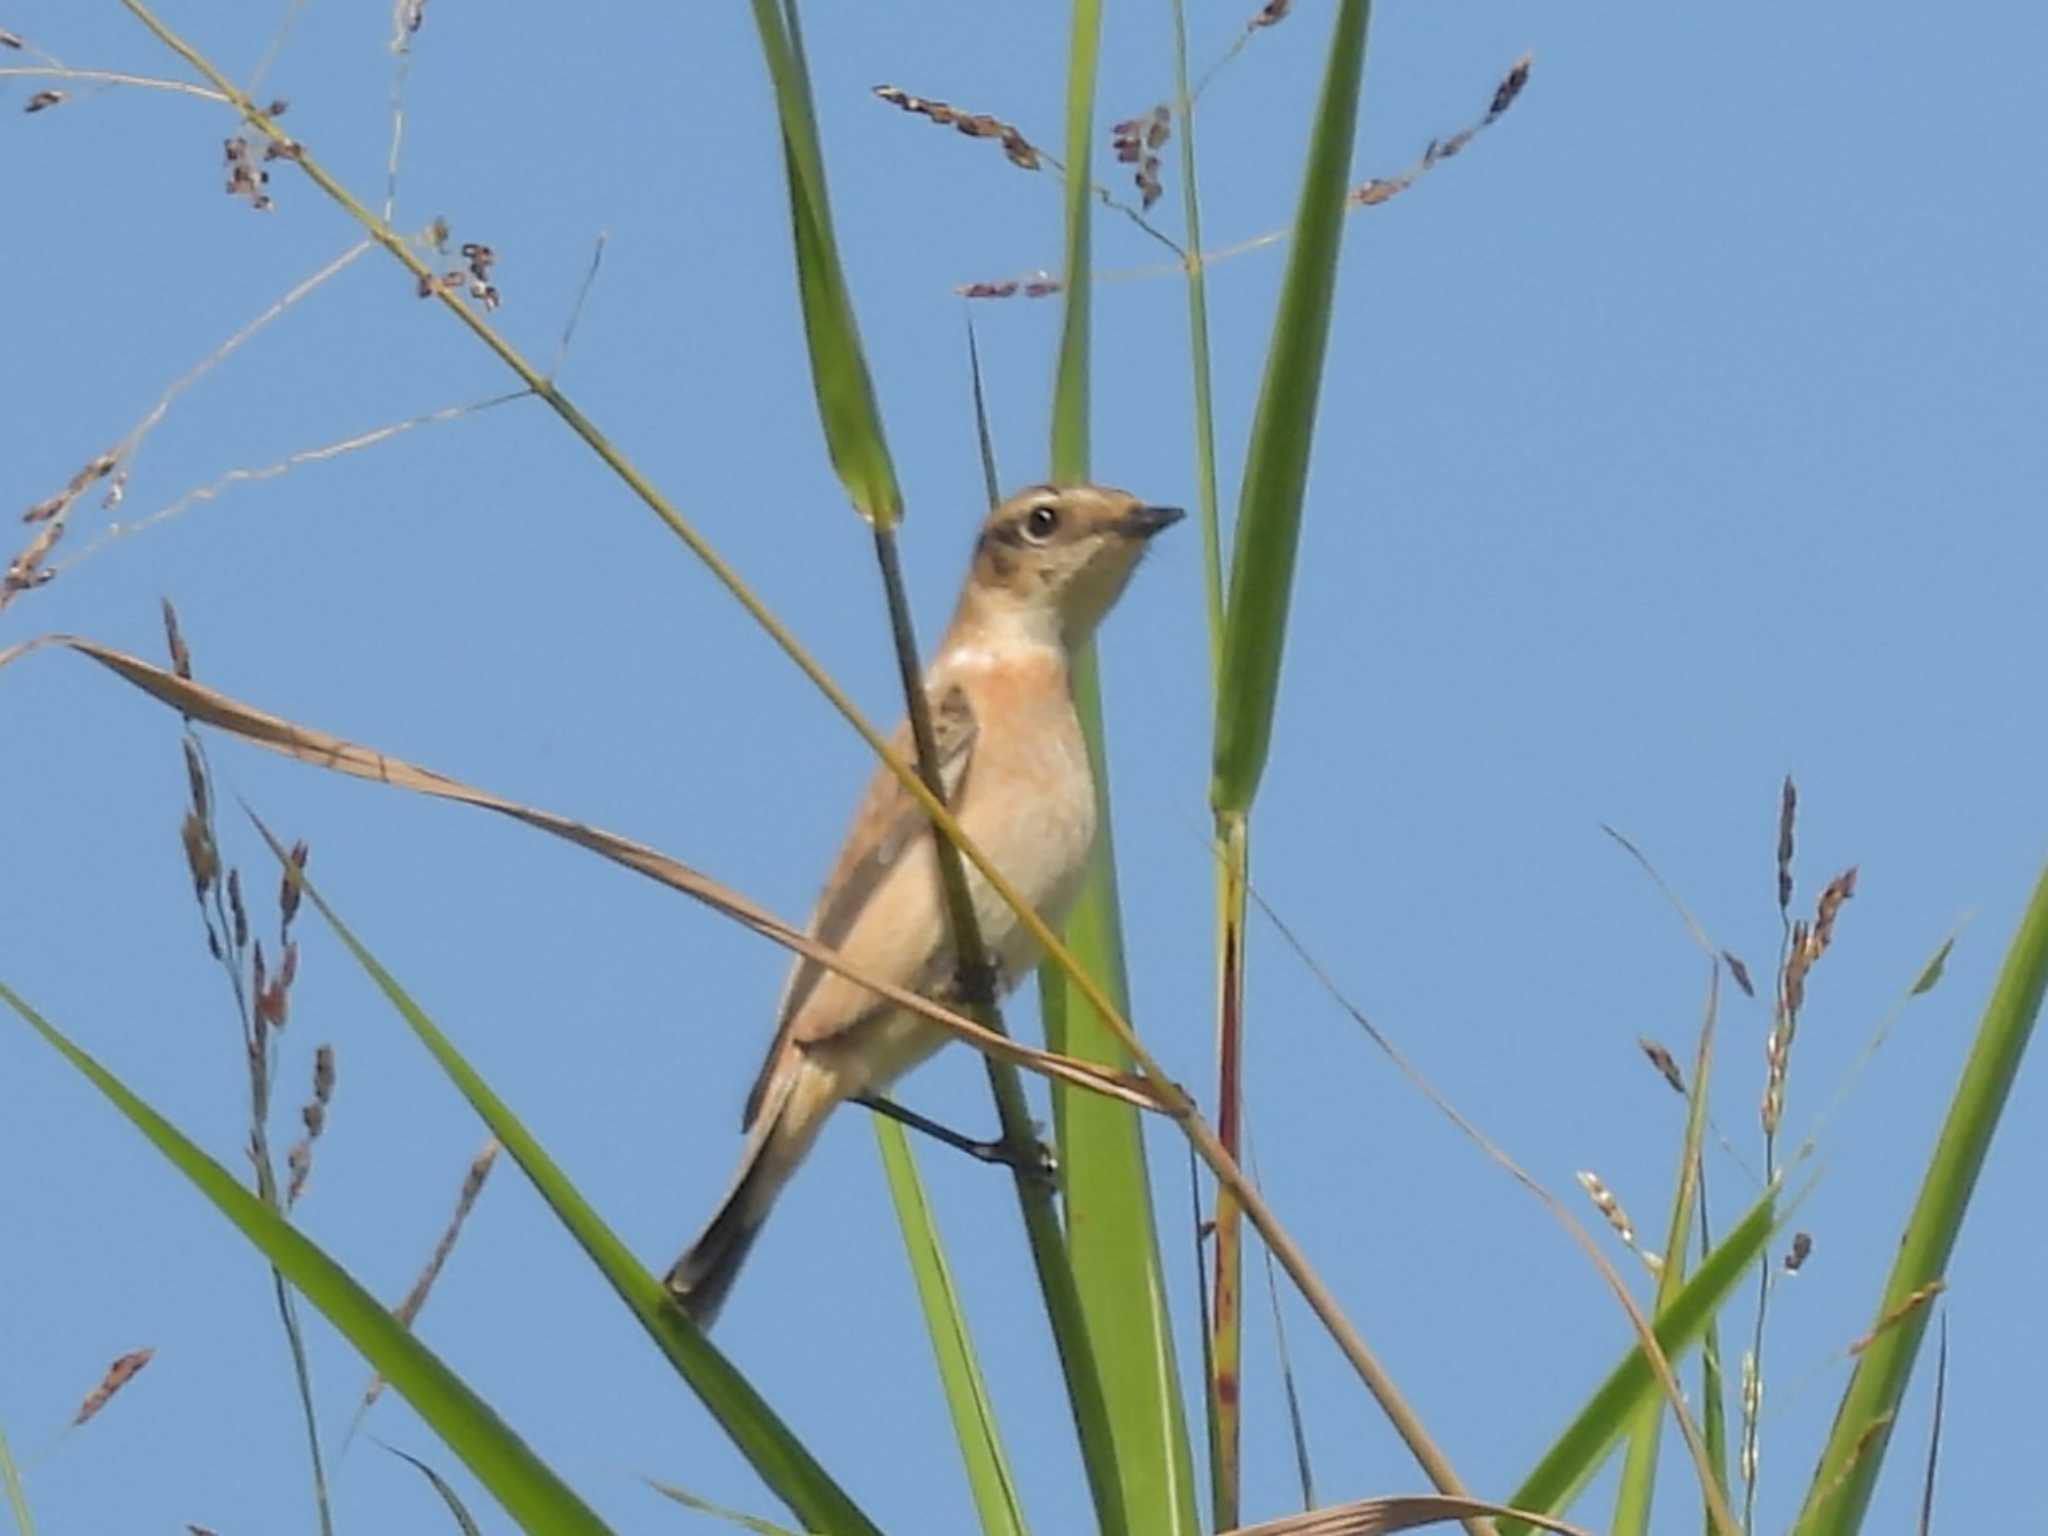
[4,2,2044,1533]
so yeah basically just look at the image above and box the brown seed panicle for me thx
[873,84,1042,172]
[1638,1036,1686,1096]
[414,231,501,310]
[74,1348,154,1426]
[1350,54,1533,209]
[287,1043,337,1206]
[1777,775,1798,914]
[1110,105,1170,210]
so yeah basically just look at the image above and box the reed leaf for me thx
[1211,0,1374,817]
[1790,858,2048,1536]
[1039,1,1198,1532]
[876,1123,1029,1536]
[252,829,884,1536]
[1500,1183,1778,1535]
[0,982,612,1536]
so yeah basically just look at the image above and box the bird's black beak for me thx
[1122,504,1186,538]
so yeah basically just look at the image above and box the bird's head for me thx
[958,483,1183,652]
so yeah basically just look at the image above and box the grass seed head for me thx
[873,85,1042,172]
[1777,775,1797,913]
[1575,1169,1635,1248]
[1721,948,1755,997]
[227,868,248,951]
[74,1347,154,1426]
[162,598,193,679]
[1637,1036,1685,1095]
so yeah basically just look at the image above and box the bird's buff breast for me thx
[842,671,1095,1094]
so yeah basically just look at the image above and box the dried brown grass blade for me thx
[1223,1494,1592,1536]
[0,635,1161,1113]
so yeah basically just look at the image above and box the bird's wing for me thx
[740,683,978,1129]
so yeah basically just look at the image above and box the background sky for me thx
[4,2,2044,1533]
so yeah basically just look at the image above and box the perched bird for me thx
[667,483,1182,1326]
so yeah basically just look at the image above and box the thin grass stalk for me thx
[1612,966,1727,1536]
[1170,3,1246,1518]
[187,732,332,1536]
[1209,810,1249,1530]
[106,10,1467,1484]
[1747,782,1799,1531]
[966,317,1004,509]
[1042,1,1200,1530]
[1790,859,2048,1535]
[1916,1316,1947,1536]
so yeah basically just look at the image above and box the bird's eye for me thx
[1023,503,1060,542]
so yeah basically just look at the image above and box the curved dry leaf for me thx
[0,635,1161,1115]
[1224,1493,1593,1536]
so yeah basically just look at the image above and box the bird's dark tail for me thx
[666,1054,835,1328]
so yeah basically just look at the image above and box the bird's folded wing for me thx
[740,683,978,1129]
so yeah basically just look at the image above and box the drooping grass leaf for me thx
[377,1441,486,1536]
[0,981,612,1536]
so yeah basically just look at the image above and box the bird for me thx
[666,482,1183,1326]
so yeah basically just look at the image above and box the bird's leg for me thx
[853,1093,1057,1185]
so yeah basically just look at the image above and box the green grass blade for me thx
[378,1442,487,1536]
[1791,859,2048,1536]
[1499,1184,1778,1536]
[254,834,886,1536]
[1612,969,1721,1536]
[1694,1181,1732,1534]
[875,1122,1029,1536]
[1048,0,1099,483]
[1039,2,1198,1532]
[0,1423,33,1536]
[748,0,900,527]
[1168,0,1226,667]
[1211,0,1374,817]
[0,980,613,1536]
